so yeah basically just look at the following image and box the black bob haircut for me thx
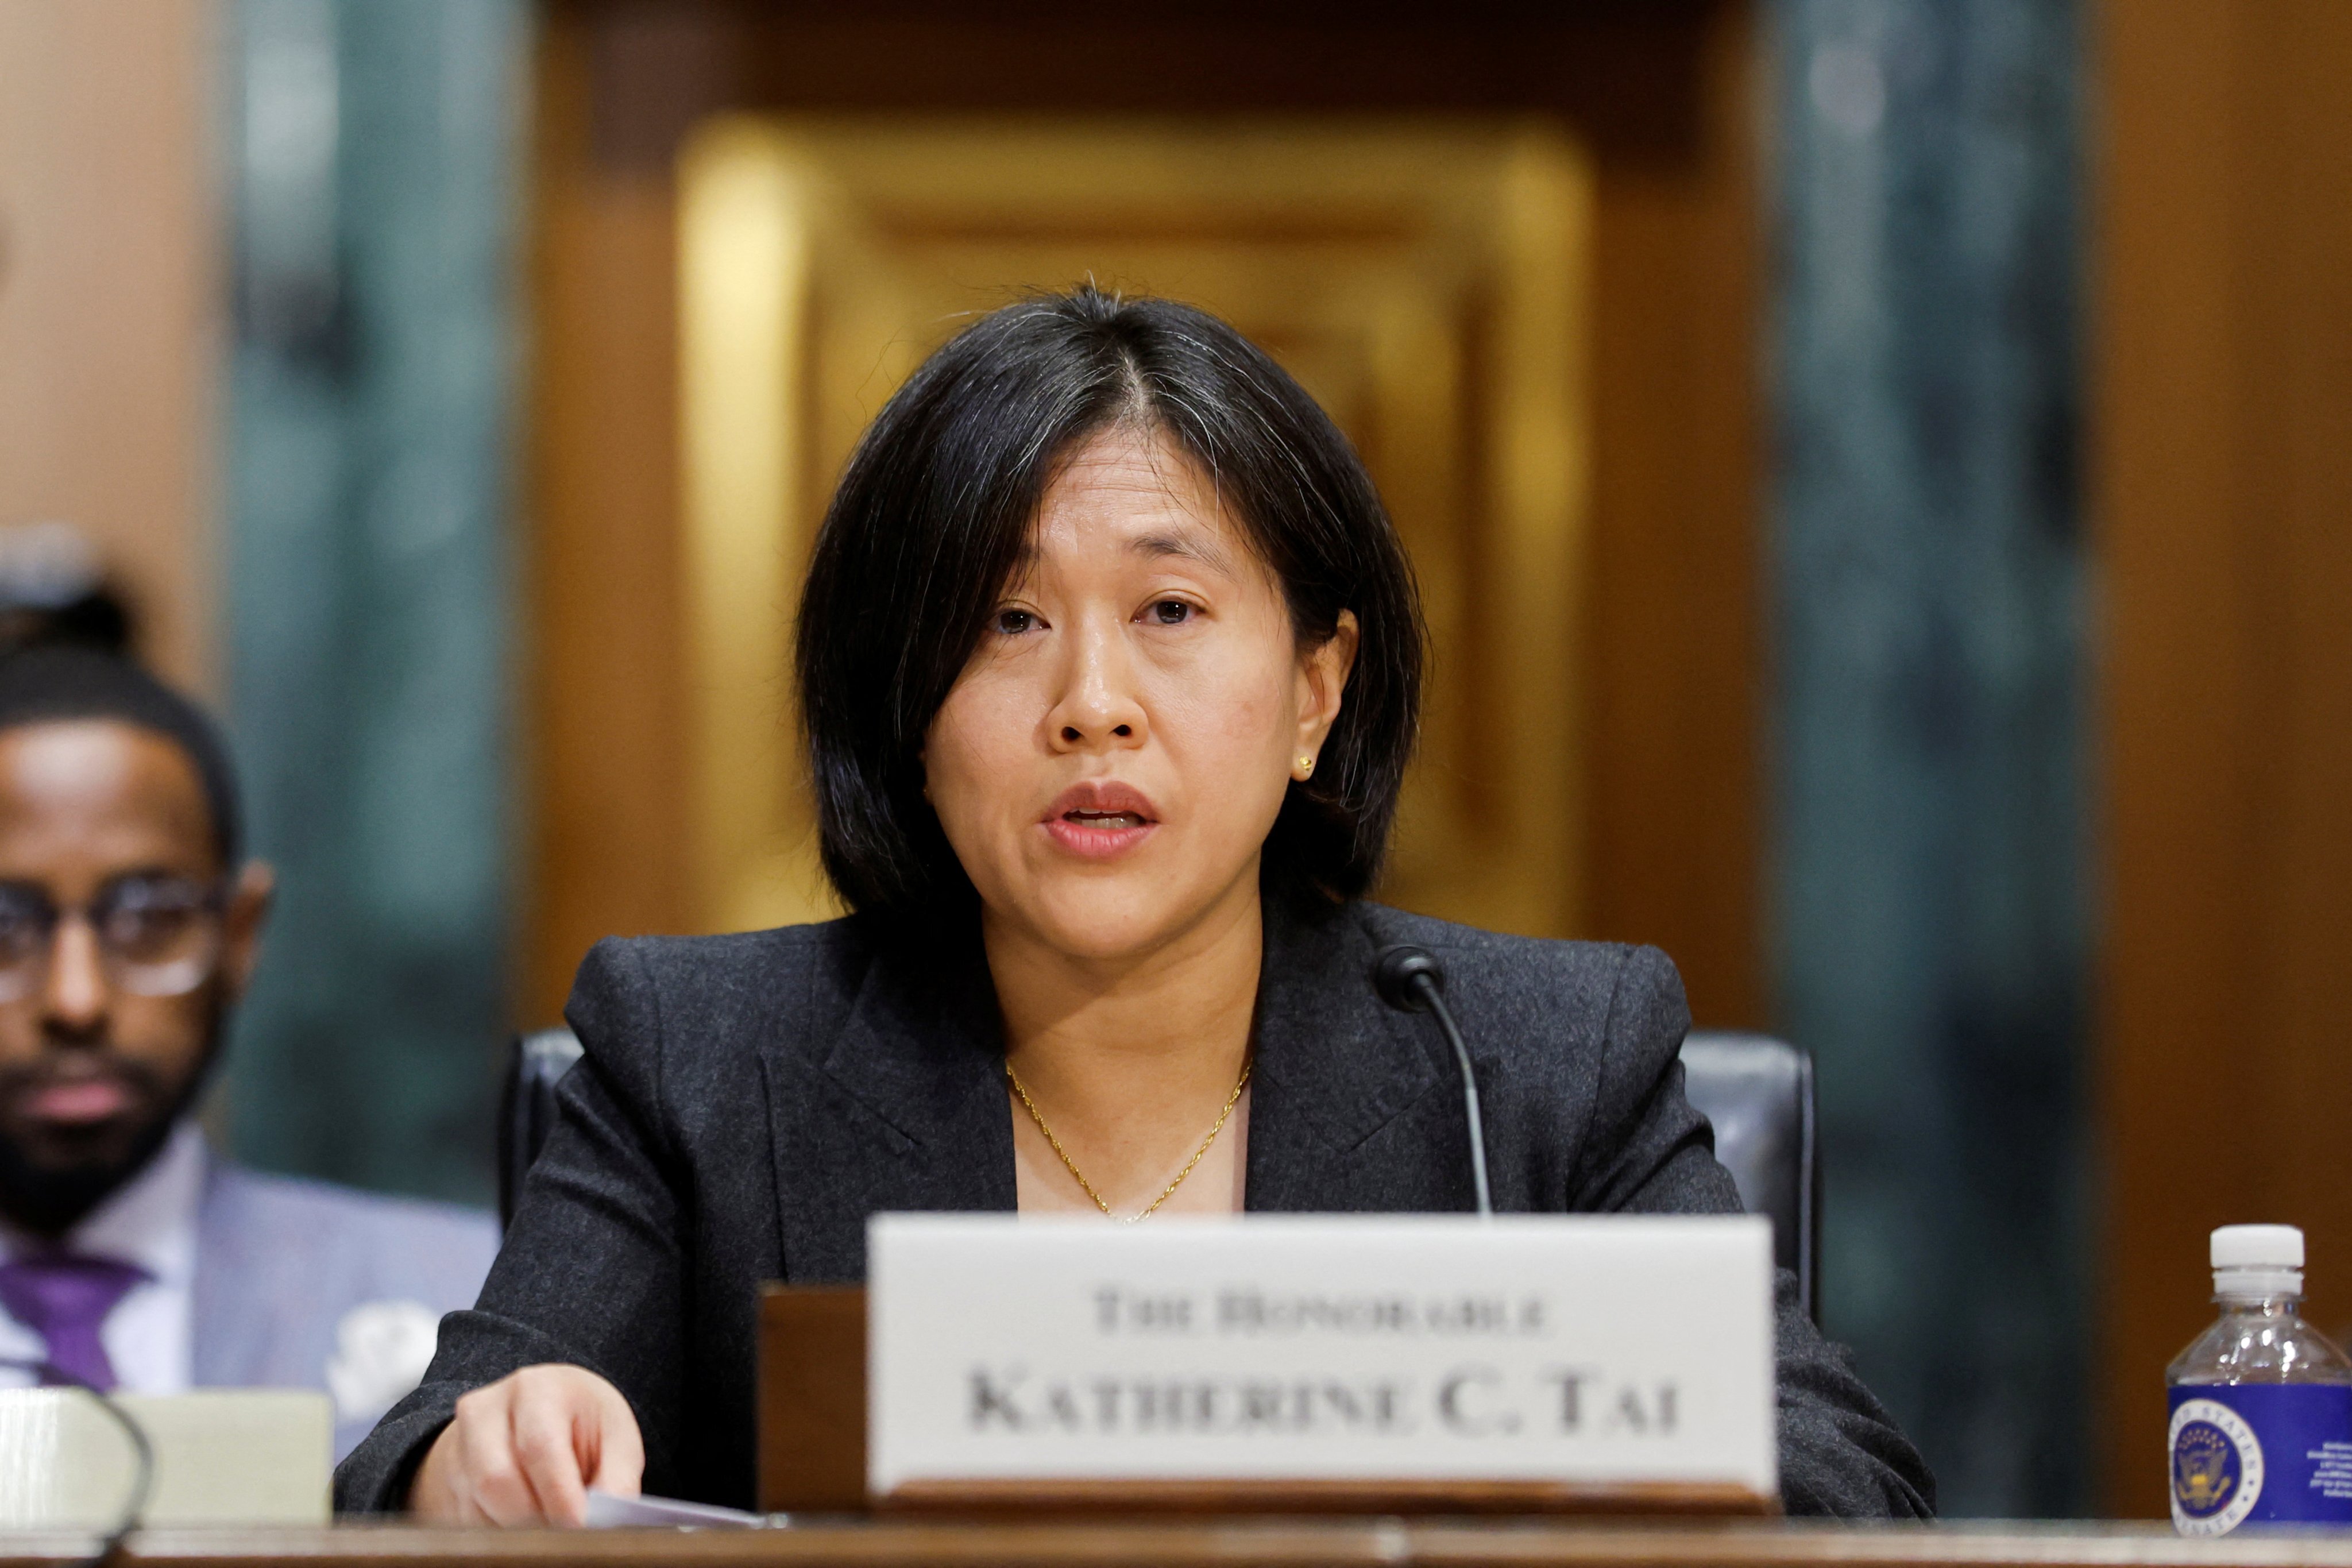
[797,285,1426,918]
[0,645,244,869]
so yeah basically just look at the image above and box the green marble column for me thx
[218,0,528,1203]
[1771,0,2088,1515]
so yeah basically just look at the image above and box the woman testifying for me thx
[336,288,1933,1521]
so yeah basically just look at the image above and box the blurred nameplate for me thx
[865,1214,1776,1513]
[0,1388,331,1528]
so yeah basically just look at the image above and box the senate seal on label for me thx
[2172,1397,2264,1535]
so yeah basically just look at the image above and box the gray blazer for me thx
[337,898,1934,1516]
[195,1160,500,1459]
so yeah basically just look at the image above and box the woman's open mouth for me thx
[1064,809,1144,829]
[1042,782,1160,859]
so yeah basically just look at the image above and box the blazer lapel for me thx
[188,1163,286,1387]
[1245,898,1455,1212]
[763,921,1015,1283]
[761,897,1462,1270]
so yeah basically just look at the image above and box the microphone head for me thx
[1372,944,1446,1012]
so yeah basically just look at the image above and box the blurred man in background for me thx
[0,644,497,1458]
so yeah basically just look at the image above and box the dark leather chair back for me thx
[1678,1031,1820,1321]
[499,1026,584,1227]
[499,1025,1822,1320]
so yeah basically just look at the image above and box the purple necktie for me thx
[0,1253,149,1391]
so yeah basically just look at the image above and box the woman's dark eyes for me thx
[994,602,1193,632]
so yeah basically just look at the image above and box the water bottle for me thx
[2168,1224,2352,1533]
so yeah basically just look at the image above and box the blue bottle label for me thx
[2171,1384,2352,1534]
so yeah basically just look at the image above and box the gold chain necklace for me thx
[1005,1057,1252,1223]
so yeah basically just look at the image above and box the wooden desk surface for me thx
[8,1520,2352,1568]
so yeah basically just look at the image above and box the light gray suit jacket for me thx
[191,1160,498,1459]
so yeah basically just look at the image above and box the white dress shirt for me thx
[0,1120,204,1392]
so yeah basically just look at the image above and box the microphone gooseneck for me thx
[1372,944,1493,1217]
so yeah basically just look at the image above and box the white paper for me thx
[581,1488,773,1528]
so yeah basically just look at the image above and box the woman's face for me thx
[925,426,1355,964]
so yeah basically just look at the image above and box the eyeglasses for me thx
[0,875,229,1004]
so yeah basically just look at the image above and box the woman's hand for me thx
[408,1364,645,1525]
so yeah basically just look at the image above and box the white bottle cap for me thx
[2212,1225,2305,1297]
[2212,1225,2305,1269]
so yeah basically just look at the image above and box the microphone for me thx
[1373,945,1493,1216]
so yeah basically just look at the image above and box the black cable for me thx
[1371,945,1493,1217]
[1413,977,1493,1217]
[0,1357,153,1568]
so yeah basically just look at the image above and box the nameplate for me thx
[0,1389,331,1528]
[867,1214,1776,1509]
